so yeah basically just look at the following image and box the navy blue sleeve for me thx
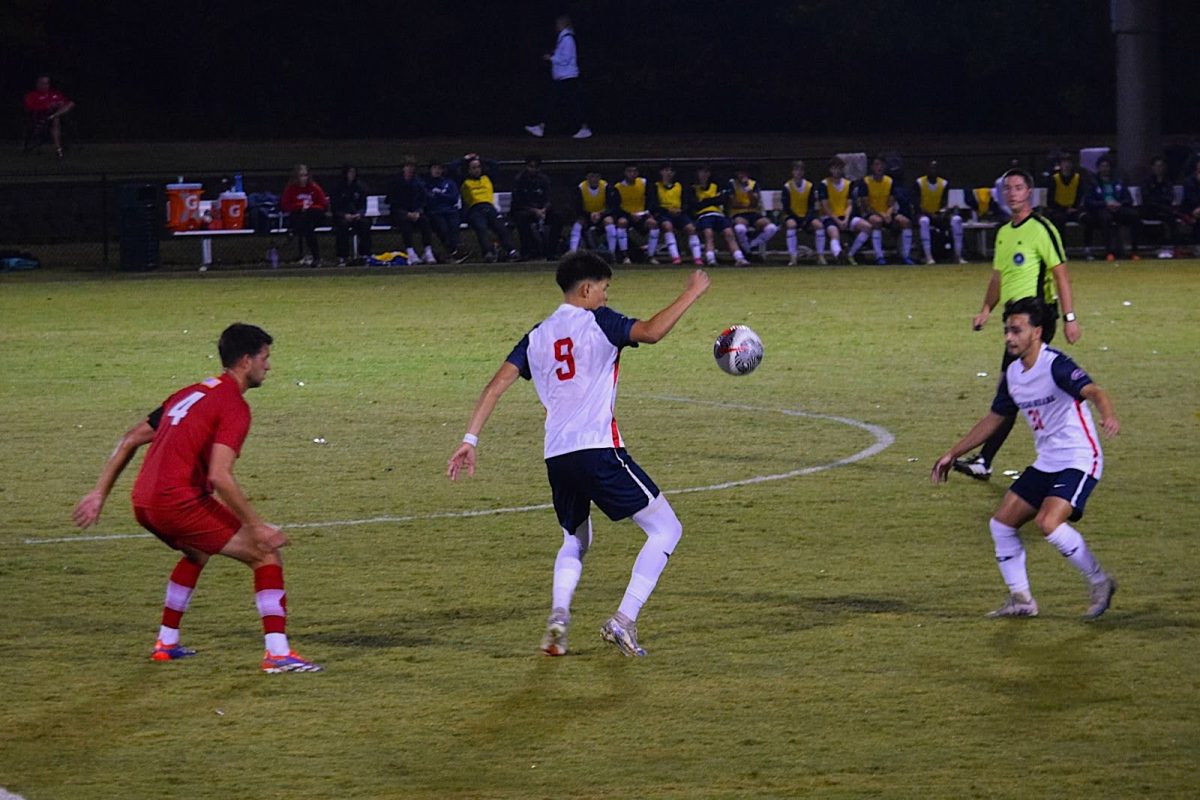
[592,307,638,349]
[147,405,164,430]
[990,374,1018,416]
[505,332,533,380]
[1050,352,1093,400]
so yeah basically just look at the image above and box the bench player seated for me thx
[913,159,967,264]
[690,164,747,265]
[648,163,703,264]
[727,165,779,259]
[818,156,873,265]
[569,165,617,254]
[607,163,658,264]
[858,156,914,264]
[781,160,826,265]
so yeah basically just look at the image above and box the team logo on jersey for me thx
[1071,368,1088,381]
[1013,252,1025,265]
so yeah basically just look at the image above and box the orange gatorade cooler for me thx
[219,191,248,230]
[166,183,204,231]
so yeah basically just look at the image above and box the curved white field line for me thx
[22,396,893,545]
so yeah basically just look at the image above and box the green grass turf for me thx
[0,260,1197,799]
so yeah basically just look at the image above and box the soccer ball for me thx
[713,325,764,376]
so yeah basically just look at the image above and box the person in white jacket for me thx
[525,15,592,140]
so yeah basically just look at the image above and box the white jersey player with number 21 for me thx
[447,253,710,657]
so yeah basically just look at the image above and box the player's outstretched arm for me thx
[630,269,711,344]
[72,418,156,529]
[448,361,521,481]
[1081,383,1119,437]
[208,443,288,551]
[931,411,1006,483]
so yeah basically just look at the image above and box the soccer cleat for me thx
[734,257,750,266]
[541,608,570,657]
[299,255,314,267]
[902,256,915,265]
[1105,253,1116,262]
[952,454,992,481]
[924,256,936,265]
[875,256,888,265]
[524,124,545,138]
[423,250,438,265]
[261,650,323,673]
[693,257,704,266]
[152,639,197,661]
[1083,575,1117,621]
[452,249,470,264]
[816,255,827,266]
[985,593,1039,618]
[572,126,593,139]
[844,253,858,266]
[600,615,646,657]
[621,255,632,265]
[1130,253,1141,261]
[648,256,660,265]
[671,256,682,265]
[957,256,969,264]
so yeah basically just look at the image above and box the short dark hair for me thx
[1001,167,1035,188]
[584,164,600,176]
[218,323,273,368]
[556,252,612,293]
[524,154,541,166]
[1002,297,1046,329]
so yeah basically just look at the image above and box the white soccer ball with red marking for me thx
[713,324,764,376]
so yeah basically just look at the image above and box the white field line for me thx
[21,397,893,546]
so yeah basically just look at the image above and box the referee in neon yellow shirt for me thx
[954,168,1082,481]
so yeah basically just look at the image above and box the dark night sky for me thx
[3,0,1197,140]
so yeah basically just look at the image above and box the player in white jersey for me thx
[932,297,1120,620]
[447,252,711,656]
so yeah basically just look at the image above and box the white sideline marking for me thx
[0,788,30,800]
[22,397,893,545]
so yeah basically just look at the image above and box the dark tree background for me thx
[3,0,1196,140]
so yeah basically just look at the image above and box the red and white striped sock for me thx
[254,564,290,656]
[158,558,203,646]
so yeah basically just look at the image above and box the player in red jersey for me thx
[73,323,321,673]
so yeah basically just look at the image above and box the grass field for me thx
[1,260,1197,799]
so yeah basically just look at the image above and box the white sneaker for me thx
[524,124,545,138]
[1156,248,1173,259]
[572,126,593,139]
[1084,575,1116,620]
[986,592,1039,618]
[788,254,798,266]
[541,608,570,656]
[299,255,313,267]
[924,256,936,265]
[816,255,827,266]
[957,256,969,264]
[423,248,437,264]
[406,248,420,264]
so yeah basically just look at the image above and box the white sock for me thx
[617,497,682,621]
[751,223,778,248]
[734,223,751,252]
[158,625,180,645]
[647,228,660,255]
[689,235,702,260]
[666,232,679,258]
[552,521,591,612]
[407,247,419,262]
[849,231,868,256]
[733,248,745,261]
[901,228,913,258]
[570,222,582,251]
[830,230,842,256]
[605,223,617,252]
[617,227,629,253]
[951,214,964,257]
[1046,523,1103,583]
[423,245,435,259]
[786,228,798,256]
[815,226,826,255]
[264,632,290,657]
[871,229,884,258]
[919,217,933,259]
[990,518,1030,595]
[705,249,717,264]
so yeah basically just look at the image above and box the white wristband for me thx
[462,433,479,447]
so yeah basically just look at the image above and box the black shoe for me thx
[952,455,992,481]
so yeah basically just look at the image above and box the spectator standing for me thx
[329,165,372,266]
[280,164,328,266]
[511,155,562,261]
[461,157,518,263]
[23,74,75,157]
[1140,155,1179,258]
[524,15,592,140]
[388,156,438,265]
[424,160,468,263]
[1083,155,1140,261]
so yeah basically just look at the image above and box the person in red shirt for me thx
[72,323,321,673]
[23,75,75,157]
[280,163,329,266]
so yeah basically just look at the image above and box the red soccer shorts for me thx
[135,496,241,555]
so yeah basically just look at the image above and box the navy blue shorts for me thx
[731,211,762,226]
[654,211,693,230]
[545,447,660,531]
[695,213,730,232]
[613,210,653,229]
[1008,467,1098,522]
[786,213,818,227]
